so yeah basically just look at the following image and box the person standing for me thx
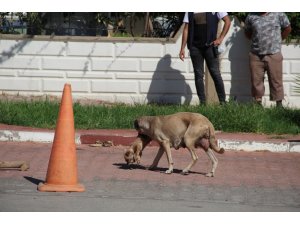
[179,12,231,105]
[244,12,292,107]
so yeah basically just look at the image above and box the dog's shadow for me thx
[113,163,147,170]
[113,163,206,176]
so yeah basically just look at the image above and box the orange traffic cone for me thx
[38,83,85,192]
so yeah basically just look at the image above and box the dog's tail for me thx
[208,125,225,154]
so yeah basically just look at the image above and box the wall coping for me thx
[0,26,182,43]
[1,23,298,45]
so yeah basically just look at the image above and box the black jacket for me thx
[187,12,219,49]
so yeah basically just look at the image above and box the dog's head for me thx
[124,134,151,166]
[134,117,151,135]
[124,147,140,165]
[124,141,143,165]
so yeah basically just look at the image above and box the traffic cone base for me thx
[38,182,85,192]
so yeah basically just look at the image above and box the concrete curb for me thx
[0,129,82,145]
[218,139,300,153]
[0,129,299,153]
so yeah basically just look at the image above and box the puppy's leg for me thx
[205,148,218,177]
[148,146,164,170]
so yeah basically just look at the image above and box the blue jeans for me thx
[189,45,226,104]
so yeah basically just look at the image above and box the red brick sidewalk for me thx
[1,141,300,189]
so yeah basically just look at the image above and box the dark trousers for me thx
[189,45,226,104]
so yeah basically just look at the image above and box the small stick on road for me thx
[0,161,30,171]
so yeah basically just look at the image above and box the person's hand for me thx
[212,37,224,46]
[179,49,185,61]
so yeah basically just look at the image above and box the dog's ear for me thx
[134,119,141,131]
[124,148,134,155]
[138,119,150,130]
[124,149,134,159]
[124,151,130,157]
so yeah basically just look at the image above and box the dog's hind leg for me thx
[148,146,164,171]
[181,147,198,175]
[181,125,208,175]
[205,148,218,177]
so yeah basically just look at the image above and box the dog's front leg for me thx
[148,146,164,170]
[162,141,173,174]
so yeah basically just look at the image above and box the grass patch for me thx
[0,100,299,134]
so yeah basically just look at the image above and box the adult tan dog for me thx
[124,112,224,177]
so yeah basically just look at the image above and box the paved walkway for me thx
[1,140,300,211]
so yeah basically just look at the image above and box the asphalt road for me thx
[1,178,300,212]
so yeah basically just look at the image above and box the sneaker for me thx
[254,97,262,106]
[220,101,227,105]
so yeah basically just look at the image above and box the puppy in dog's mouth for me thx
[124,133,151,169]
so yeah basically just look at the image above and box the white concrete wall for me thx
[0,17,299,107]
